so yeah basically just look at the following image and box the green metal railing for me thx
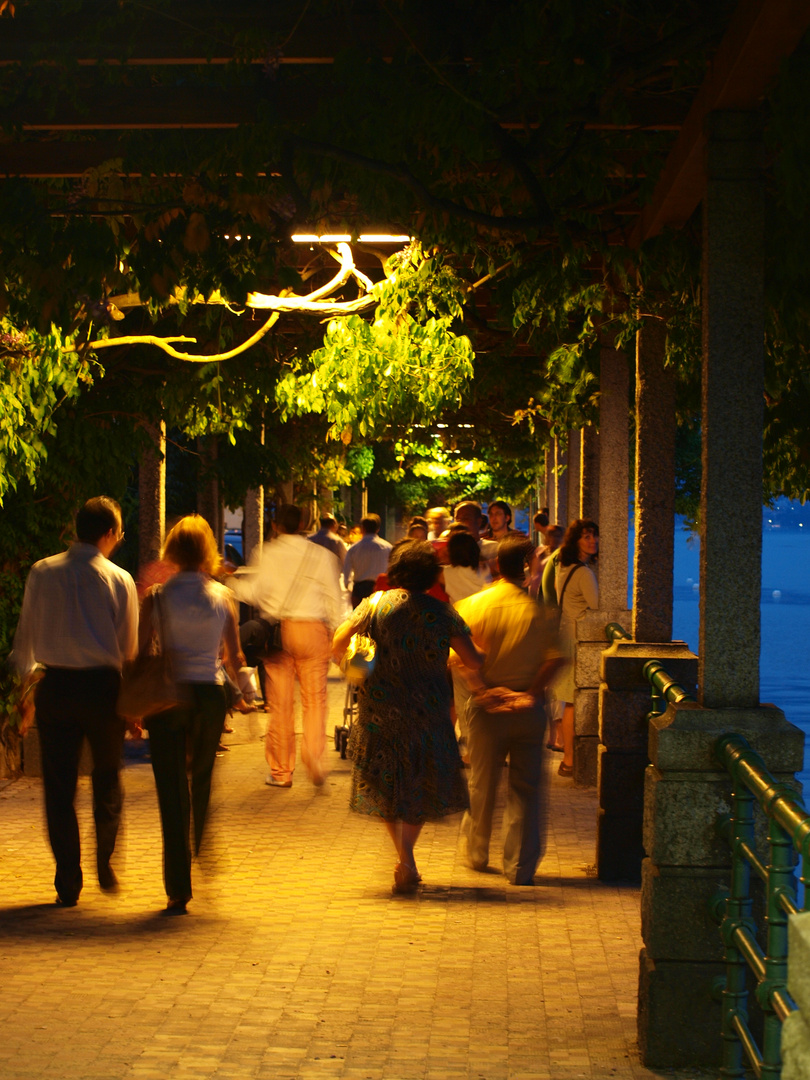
[603,622,809,1078]
[712,734,808,1080]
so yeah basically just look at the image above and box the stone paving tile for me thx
[0,672,715,1080]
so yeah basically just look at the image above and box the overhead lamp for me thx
[291,233,411,243]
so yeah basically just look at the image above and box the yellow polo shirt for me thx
[455,580,562,692]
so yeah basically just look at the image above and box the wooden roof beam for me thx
[628,0,810,247]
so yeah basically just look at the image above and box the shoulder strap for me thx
[557,562,584,612]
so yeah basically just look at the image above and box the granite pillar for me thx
[554,437,568,529]
[783,912,810,1080]
[580,425,599,522]
[633,314,675,643]
[138,419,166,573]
[567,428,581,527]
[598,347,629,610]
[699,111,764,709]
[243,486,264,562]
[196,436,222,548]
[543,445,552,514]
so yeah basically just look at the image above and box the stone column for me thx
[637,112,792,1071]
[580,425,599,521]
[554,437,568,528]
[139,419,166,572]
[566,428,581,526]
[595,310,678,878]
[243,486,264,562]
[633,311,676,642]
[783,913,810,1078]
[598,347,629,609]
[196,436,221,548]
[546,444,556,523]
[699,111,764,709]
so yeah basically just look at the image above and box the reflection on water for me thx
[665,523,810,793]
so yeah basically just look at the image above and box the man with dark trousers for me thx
[342,513,392,608]
[11,496,138,907]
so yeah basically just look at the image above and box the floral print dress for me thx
[347,589,471,823]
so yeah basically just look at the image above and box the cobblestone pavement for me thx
[0,671,710,1080]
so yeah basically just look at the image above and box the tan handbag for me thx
[340,592,383,684]
[117,590,189,718]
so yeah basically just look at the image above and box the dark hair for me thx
[319,513,337,528]
[559,518,599,567]
[408,522,428,539]
[489,499,512,525]
[361,513,381,534]
[411,516,428,528]
[277,503,302,535]
[387,540,440,592]
[75,496,122,544]
[534,510,549,528]
[454,500,482,522]
[447,531,480,569]
[498,534,535,580]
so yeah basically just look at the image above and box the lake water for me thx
[632,507,810,794]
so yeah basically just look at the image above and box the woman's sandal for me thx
[392,862,420,894]
[546,743,564,752]
[558,763,574,778]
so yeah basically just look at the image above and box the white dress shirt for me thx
[11,543,139,677]
[233,533,343,630]
[342,533,393,590]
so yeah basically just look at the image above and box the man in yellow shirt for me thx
[455,535,565,885]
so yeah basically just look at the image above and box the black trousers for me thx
[35,667,125,903]
[145,684,226,902]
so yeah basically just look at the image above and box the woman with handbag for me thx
[332,540,483,894]
[137,515,245,914]
[548,519,599,777]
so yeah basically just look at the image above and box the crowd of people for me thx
[10,493,600,909]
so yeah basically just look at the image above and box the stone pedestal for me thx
[638,700,804,1068]
[596,639,698,882]
[783,912,810,1080]
[571,609,631,787]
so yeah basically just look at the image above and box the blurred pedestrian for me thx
[10,496,138,907]
[342,513,393,608]
[138,515,244,914]
[332,541,482,893]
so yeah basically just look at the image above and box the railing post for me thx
[719,778,755,1080]
[761,810,794,1077]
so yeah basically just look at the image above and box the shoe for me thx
[265,774,292,787]
[222,721,234,733]
[164,897,189,916]
[546,743,564,752]
[558,762,574,777]
[392,862,420,894]
[55,894,79,908]
[216,743,230,753]
[468,859,489,873]
[98,865,120,893]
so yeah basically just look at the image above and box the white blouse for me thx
[158,572,232,684]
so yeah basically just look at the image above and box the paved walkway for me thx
[0,672,708,1080]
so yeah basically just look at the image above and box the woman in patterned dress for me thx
[332,540,482,893]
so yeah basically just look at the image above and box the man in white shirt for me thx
[342,513,393,607]
[11,496,139,907]
[238,504,342,788]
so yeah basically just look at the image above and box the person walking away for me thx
[547,519,599,777]
[332,541,482,892]
[309,512,348,572]
[239,504,343,788]
[138,515,245,914]
[454,535,565,885]
[342,513,392,608]
[10,496,138,907]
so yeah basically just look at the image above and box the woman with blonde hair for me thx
[138,514,244,914]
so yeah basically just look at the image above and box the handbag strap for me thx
[557,562,584,614]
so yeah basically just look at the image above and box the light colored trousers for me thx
[463,700,547,885]
[263,620,330,784]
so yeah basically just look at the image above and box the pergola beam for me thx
[629,0,810,246]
